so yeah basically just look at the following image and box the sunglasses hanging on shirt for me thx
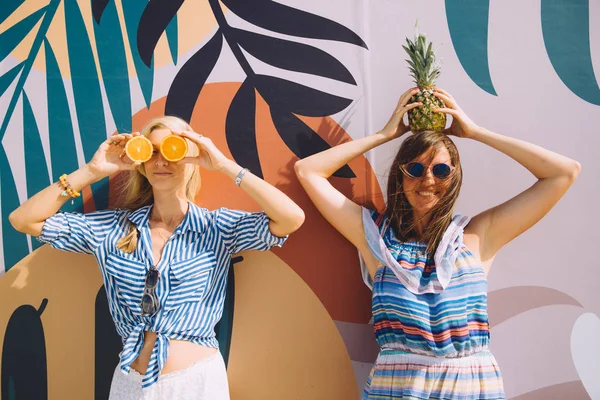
[141,267,160,315]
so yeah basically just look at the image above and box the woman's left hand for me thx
[174,130,230,171]
[433,88,480,139]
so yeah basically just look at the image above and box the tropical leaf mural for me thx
[445,0,600,104]
[541,0,600,105]
[165,0,363,179]
[445,0,496,95]
[0,0,367,273]
[0,1,368,397]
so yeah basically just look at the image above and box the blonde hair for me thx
[115,116,201,253]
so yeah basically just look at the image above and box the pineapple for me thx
[403,26,446,133]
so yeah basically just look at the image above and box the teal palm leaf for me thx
[122,1,154,109]
[0,7,46,64]
[93,0,132,133]
[0,146,28,272]
[0,0,173,271]
[0,62,24,98]
[166,15,179,65]
[0,0,59,271]
[22,91,50,251]
[64,0,108,209]
[44,38,83,213]
[445,0,497,96]
[0,0,26,25]
[0,0,59,142]
[542,0,600,105]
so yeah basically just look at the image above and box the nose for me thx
[155,151,169,167]
[421,168,435,184]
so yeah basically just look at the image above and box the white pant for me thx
[108,352,230,400]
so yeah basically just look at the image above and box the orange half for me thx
[125,136,153,162]
[160,134,189,162]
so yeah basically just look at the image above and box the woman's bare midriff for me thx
[130,331,217,375]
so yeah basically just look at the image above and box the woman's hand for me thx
[380,87,423,140]
[175,130,230,172]
[433,88,480,139]
[87,133,142,179]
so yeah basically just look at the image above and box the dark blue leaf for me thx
[137,0,184,67]
[0,0,26,25]
[94,287,122,398]
[221,0,367,49]
[1,300,49,398]
[233,28,355,85]
[93,0,132,132]
[166,14,178,65]
[44,39,83,213]
[22,92,49,250]
[271,109,354,178]
[542,0,600,105]
[0,62,24,98]
[214,257,239,366]
[92,0,110,24]
[0,7,47,64]
[0,145,29,272]
[225,80,263,178]
[122,0,154,108]
[254,75,353,117]
[445,0,497,95]
[65,0,108,209]
[165,30,223,121]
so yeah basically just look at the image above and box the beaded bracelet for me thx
[58,174,81,204]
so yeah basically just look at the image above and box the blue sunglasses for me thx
[401,162,454,180]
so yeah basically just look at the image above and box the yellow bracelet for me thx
[58,174,81,202]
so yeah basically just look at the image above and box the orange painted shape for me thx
[228,250,358,399]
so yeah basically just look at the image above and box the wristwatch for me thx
[234,168,249,187]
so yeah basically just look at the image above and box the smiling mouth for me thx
[416,191,437,197]
[153,172,172,176]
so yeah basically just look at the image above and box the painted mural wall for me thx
[0,0,598,399]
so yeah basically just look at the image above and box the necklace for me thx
[150,210,184,246]
[154,226,170,245]
[150,217,172,246]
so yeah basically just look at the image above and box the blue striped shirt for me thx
[37,202,287,388]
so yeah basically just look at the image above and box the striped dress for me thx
[359,208,505,399]
[37,202,286,389]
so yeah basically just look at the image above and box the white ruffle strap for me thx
[359,207,470,294]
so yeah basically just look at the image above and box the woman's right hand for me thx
[86,133,142,179]
[379,87,422,140]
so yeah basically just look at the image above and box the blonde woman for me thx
[294,88,580,399]
[9,116,305,399]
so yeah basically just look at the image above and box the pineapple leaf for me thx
[404,23,441,88]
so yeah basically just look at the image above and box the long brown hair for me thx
[384,131,462,255]
[115,116,201,253]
